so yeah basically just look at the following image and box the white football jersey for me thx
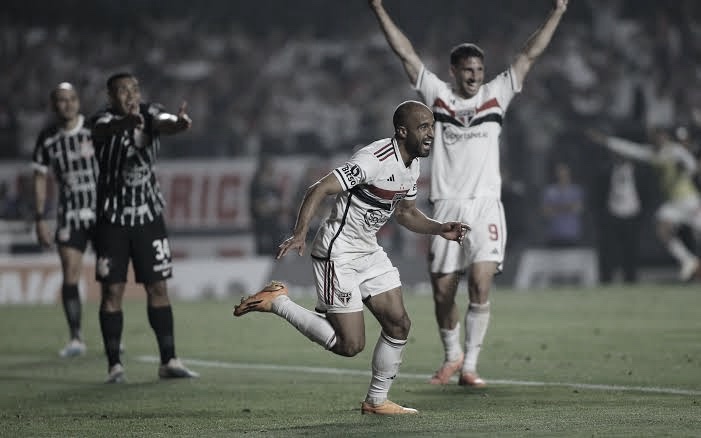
[311,138,419,262]
[415,66,521,201]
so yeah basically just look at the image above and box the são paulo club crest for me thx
[335,288,352,306]
[364,209,384,228]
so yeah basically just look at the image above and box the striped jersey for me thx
[415,66,521,201]
[31,114,98,230]
[311,138,419,262]
[92,103,166,226]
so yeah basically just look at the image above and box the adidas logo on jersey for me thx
[387,175,395,182]
[491,248,500,255]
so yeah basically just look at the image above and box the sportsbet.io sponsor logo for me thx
[340,163,361,187]
[443,127,488,145]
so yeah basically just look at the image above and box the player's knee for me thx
[385,312,411,340]
[432,289,454,306]
[64,266,82,284]
[431,274,459,302]
[397,313,411,338]
[100,283,124,309]
[334,338,365,357]
[145,281,168,298]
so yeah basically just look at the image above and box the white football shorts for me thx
[312,249,401,314]
[656,195,701,229]
[429,197,507,274]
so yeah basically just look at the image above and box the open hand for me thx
[276,233,307,259]
[176,101,192,130]
[554,0,568,13]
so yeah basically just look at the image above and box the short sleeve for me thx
[31,130,49,174]
[415,66,446,107]
[486,68,521,110]
[332,148,381,191]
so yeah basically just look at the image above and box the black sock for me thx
[62,284,82,340]
[147,305,175,365]
[99,310,123,368]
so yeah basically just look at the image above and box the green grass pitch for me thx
[1,284,700,437]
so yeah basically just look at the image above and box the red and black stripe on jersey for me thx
[349,184,409,211]
[32,118,98,230]
[433,97,504,128]
[374,141,397,161]
[92,103,165,226]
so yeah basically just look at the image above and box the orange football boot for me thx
[360,400,418,415]
[233,281,288,317]
[428,353,464,385]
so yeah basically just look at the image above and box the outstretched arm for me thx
[276,173,343,259]
[155,101,192,135]
[394,199,469,243]
[369,0,424,85]
[511,0,568,86]
[92,112,144,139]
[586,129,655,163]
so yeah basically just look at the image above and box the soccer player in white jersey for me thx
[233,101,469,415]
[370,0,568,387]
[588,128,701,281]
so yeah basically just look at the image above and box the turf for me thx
[1,284,700,437]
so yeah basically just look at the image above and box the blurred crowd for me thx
[2,0,701,265]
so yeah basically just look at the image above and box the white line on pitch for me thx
[137,355,701,396]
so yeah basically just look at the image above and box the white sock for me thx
[271,296,337,349]
[365,332,407,405]
[439,323,463,362]
[463,302,490,373]
[667,237,696,265]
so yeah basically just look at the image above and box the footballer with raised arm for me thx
[370,0,569,387]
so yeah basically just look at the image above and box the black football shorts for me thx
[55,223,95,253]
[94,216,173,284]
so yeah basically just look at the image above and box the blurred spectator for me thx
[0,103,19,158]
[542,162,585,247]
[249,156,286,256]
[501,165,528,249]
[587,128,701,281]
[0,181,18,219]
[591,152,651,284]
[1,0,700,267]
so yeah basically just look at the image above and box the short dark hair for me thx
[449,43,484,66]
[106,72,135,92]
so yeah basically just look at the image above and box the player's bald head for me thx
[50,82,75,103]
[393,100,432,130]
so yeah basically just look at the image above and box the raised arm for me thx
[369,0,424,85]
[394,198,468,243]
[511,0,568,86]
[276,173,343,259]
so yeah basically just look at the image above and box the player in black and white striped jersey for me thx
[90,72,197,383]
[32,82,98,358]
